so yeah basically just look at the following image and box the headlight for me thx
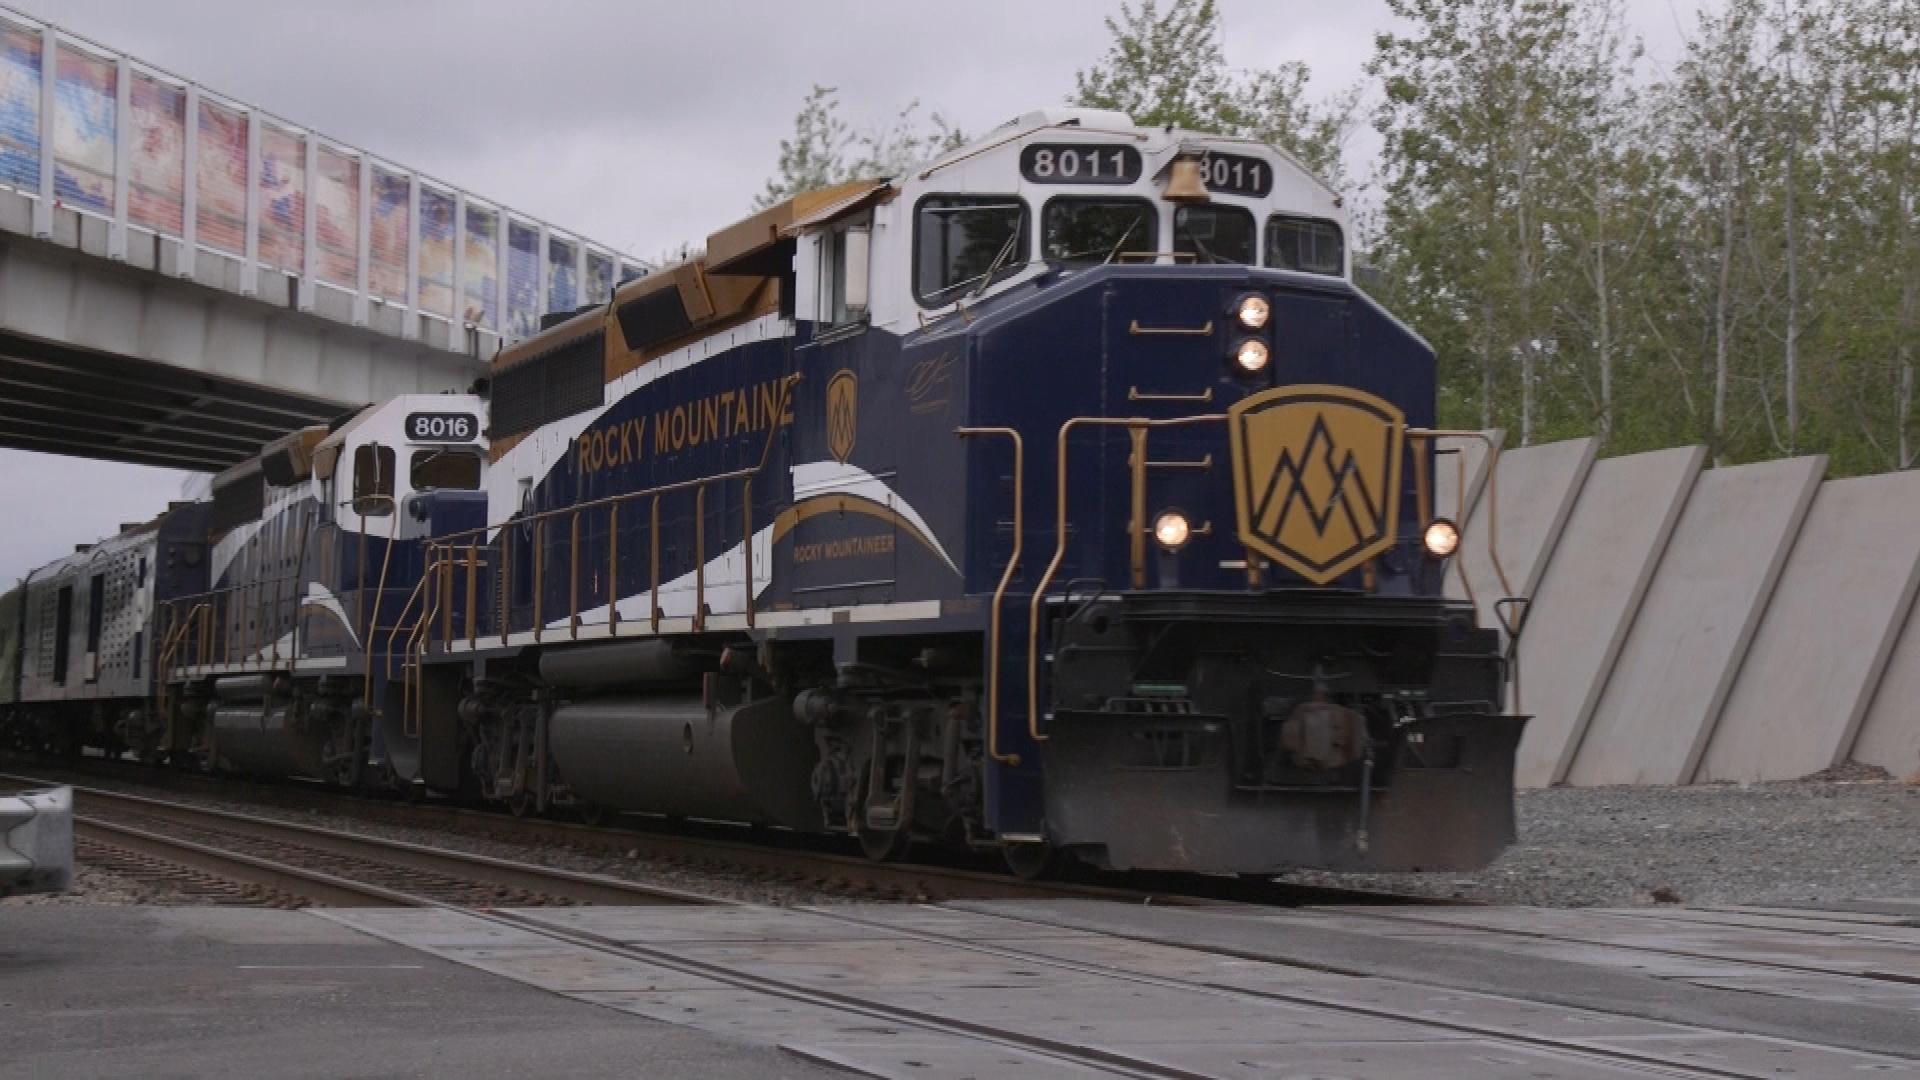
[1232,339,1270,374]
[1153,510,1192,551]
[1236,294,1271,330]
[1422,519,1461,558]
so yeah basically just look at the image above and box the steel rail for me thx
[479,908,1203,1080]
[9,776,716,909]
[72,816,418,908]
[0,764,1226,906]
[803,905,1803,1080]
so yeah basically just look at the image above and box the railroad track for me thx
[0,760,1449,908]
[9,768,1815,1076]
[4,778,716,909]
[326,899,1831,1079]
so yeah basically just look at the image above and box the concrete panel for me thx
[1695,473,1920,783]
[1513,446,1704,787]
[1565,456,1825,787]
[1430,429,1502,529]
[1448,437,1598,633]
[1848,568,1920,783]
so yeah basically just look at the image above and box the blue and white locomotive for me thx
[402,108,1526,875]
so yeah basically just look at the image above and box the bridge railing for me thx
[0,6,645,348]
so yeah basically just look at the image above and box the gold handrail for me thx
[381,573,432,681]
[607,503,620,634]
[1404,429,1515,613]
[957,426,1024,767]
[1026,413,1227,744]
[413,372,802,653]
[401,553,445,739]
[152,601,210,727]
[1406,427,1522,712]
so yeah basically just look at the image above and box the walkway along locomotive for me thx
[396,108,1527,875]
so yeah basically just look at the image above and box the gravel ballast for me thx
[11,762,1920,909]
[1286,775,1920,907]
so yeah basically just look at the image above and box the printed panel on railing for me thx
[129,71,184,234]
[53,40,114,213]
[0,8,647,340]
[315,145,358,287]
[0,21,38,189]
[463,201,498,329]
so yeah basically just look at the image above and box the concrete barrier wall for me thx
[1510,447,1704,787]
[1448,437,1597,635]
[1454,434,1920,788]
[1695,473,1920,783]
[1854,608,1920,782]
[1562,456,1825,787]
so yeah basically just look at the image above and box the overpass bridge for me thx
[0,6,645,471]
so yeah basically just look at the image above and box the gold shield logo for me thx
[826,370,858,464]
[1228,384,1405,585]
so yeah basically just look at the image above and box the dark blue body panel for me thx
[471,263,1442,845]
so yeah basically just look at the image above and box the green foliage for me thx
[754,0,1920,477]
[1071,0,1359,185]
[1368,0,1920,475]
[758,86,967,209]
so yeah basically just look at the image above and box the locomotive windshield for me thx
[410,448,481,491]
[1173,204,1255,264]
[1042,197,1157,264]
[1266,215,1345,276]
[914,196,1029,305]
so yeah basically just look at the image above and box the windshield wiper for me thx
[968,229,1024,300]
[1103,219,1142,265]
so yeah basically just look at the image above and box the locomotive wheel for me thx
[577,802,610,827]
[506,791,534,818]
[853,769,912,862]
[1002,841,1060,881]
[857,820,912,862]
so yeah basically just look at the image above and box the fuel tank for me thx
[210,704,327,778]
[547,694,820,829]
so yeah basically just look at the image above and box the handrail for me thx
[401,551,446,739]
[956,427,1024,767]
[425,374,802,548]
[1405,428,1521,712]
[354,494,403,711]
[381,572,432,681]
[1026,414,1227,744]
[417,373,802,654]
[152,601,210,725]
[1404,428,1515,613]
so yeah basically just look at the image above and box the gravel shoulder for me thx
[1,863,191,906]
[1284,775,1920,907]
[13,762,1920,909]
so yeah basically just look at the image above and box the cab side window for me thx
[818,214,872,328]
[351,444,395,515]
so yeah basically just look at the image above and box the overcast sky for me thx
[0,0,1706,586]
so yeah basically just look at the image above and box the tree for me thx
[1370,0,1610,443]
[1072,0,1359,186]
[758,86,967,208]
